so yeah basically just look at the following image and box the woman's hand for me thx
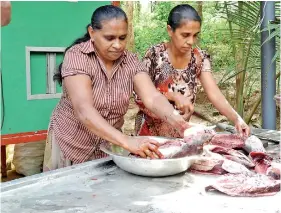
[124,136,164,159]
[172,93,194,121]
[234,116,250,138]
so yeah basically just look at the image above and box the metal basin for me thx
[100,136,200,177]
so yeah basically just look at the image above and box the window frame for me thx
[25,46,65,100]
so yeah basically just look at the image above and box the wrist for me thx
[232,113,244,125]
[168,111,187,131]
[116,134,130,150]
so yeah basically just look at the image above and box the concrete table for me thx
[1,157,280,213]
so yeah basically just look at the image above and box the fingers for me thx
[147,139,161,147]
[182,103,193,121]
[235,124,243,137]
[242,125,250,137]
[180,101,194,121]
[182,111,192,121]
[139,139,164,159]
[236,124,249,137]
[245,126,250,137]
[189,104,194,114]
[144,149,154,159]
[235,120,250,138]
[137,151,147,159]
[148,144,164,159]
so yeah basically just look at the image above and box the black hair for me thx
[54,5,128,85]
[167,4,201,31]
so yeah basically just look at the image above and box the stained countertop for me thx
[1,157,280,213]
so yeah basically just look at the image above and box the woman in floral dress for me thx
[134,4,250,138]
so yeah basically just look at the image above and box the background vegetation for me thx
[121,1,280,128]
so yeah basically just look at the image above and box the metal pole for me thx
[261,1,276,130]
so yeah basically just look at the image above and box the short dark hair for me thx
[167,4,201,31]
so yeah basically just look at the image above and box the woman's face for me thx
[88,18,128,62]
[167,20,201,54]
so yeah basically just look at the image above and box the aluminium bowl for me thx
[100,136,201,177]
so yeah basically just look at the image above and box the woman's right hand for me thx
[124,136,164,159]
[173,93,194,121]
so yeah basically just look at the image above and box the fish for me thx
[209,133,245,149]
[208,145,255,168]
[129,139,200,159]
[243,135,266,153]
[184,125,216,146]
[190,145,252,175]
[205,173,281,197]
[266,162,281,180]
[157,139,199,159]
[190,159,226,175]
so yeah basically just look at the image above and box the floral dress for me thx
[134,43,212,138]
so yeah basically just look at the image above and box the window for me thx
[25,46,65,100]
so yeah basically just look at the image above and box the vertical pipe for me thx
[261,1,276,130]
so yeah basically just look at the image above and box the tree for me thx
[197,1,203,45]
[124,1,135,52]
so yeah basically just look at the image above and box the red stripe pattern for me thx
[49,40,147,164]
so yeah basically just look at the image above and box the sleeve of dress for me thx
[61,48,90,78]
[201,51,212,72]
[134,47,157,79]
[133,47,159,119]
[195,48,212,74]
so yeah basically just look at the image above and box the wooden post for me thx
[111,1,120,7]
[1,145,7,178]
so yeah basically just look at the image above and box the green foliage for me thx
[129,1,280,124]
[199,3,236,73]
[133,2,176,57]
[132,1,279,88]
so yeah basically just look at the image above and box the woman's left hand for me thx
[234,117,250,138]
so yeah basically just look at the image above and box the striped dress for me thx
[43,40,148,171]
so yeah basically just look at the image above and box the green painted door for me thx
[1,1,110,134]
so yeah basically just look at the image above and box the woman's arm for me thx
[64,75,129,148]
[1,1,11,26]
[199,71,249,136]
[133,72,189,134]
[64,74,163,159]
[199,72,238,121]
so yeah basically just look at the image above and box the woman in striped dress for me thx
[43,5,190,171]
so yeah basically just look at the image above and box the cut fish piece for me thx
[209,134,245,149]
[184,125,216,146]
[205,173,281,197]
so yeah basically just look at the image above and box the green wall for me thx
[1,1,110,134]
